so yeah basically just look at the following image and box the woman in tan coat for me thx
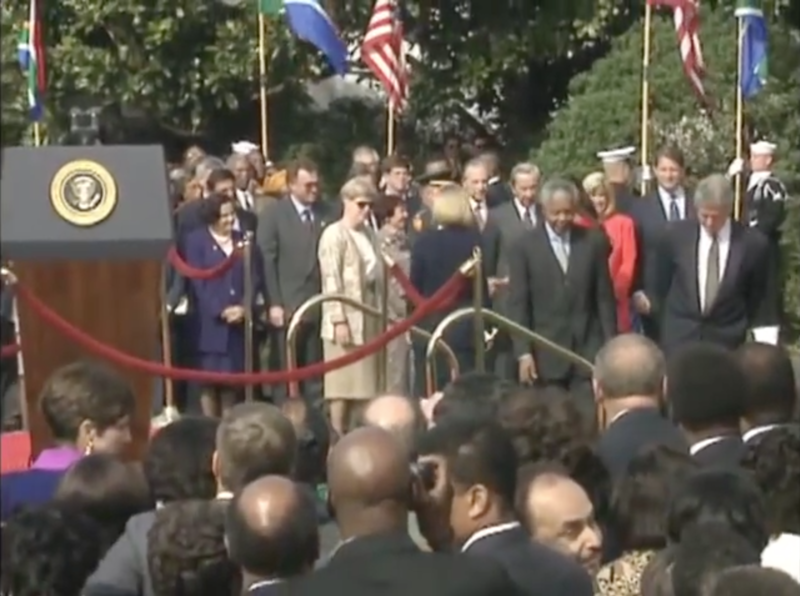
[318,177,384,434]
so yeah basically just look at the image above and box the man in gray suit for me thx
[483,162,542,380]
[257,158,330,401]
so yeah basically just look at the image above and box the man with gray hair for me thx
[648,172,771,355]
[506,176,617,422]
[358,394,426,456]
[593,333,687,478]
[484,161,542,380]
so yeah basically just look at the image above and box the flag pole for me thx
[386,100,395,155]
[257,12,269,158]
[639,3,653,196]
[33,122,41,146]
[734,17,745,221]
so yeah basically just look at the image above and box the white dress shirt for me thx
[290,196,313,222]
[461,521,521,552]
[697,219,731,312]
[658,187,687,220]
[236,188,254,211]
[742,424,781,444]
[514,198,537,226]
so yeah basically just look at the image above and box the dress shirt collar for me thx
[658,186,685,200]
[689,436,727,455]
[290,195,311,218]
[216,491,234,500]
[514,198,535,220]
[609,409,632,425]
[470,198,486,212]
[488,176,500,185]
[700,218,731,242]
[247,578,282,592]
[461,521,520,552]
[544,222,569,243]
[742,424,781,443]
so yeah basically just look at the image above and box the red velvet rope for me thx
[6,272,465,384]
[386,263,425,307]
[0,343,19,358]
[166,246,241,280]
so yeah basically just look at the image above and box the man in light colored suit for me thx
[257,158,330,401]
[483,162,542,380]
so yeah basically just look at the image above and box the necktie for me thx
[667,192,680,221]
[302,209,313,228]
[473,204,485,228]
[555,238,569,273]
[704,235,720,312]
[522,208,534,228]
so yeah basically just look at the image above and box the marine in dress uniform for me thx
[408,160,458,245]
[740,141,788,345]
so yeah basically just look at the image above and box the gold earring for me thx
[84,438,94,455]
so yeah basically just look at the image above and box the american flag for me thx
[648,0,708,104]
[361,0,408,110]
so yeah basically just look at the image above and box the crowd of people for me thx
[1,334,799,595]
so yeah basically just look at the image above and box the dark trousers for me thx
[488,331,517,381]
[268,321,323,403]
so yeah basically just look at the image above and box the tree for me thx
[533,7,800,342]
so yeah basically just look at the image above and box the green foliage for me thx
[535,7,800,342]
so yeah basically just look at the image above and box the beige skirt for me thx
[323,293,381,401]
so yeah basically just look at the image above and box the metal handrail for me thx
[286,293,460,397]
[425,306,594,392]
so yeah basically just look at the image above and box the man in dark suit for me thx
[736,342,797,445]
[629,145,694,341]
[264,427,520,596]
[480,151,513,208]
[256,158,330,401]
[506,177,617,415]
[484,161,541,381]
[650,174,770,355]
[416,418,594,596]
[593,334,688,479]
[668,343,747,469]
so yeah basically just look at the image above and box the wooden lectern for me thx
[0,146,173,458]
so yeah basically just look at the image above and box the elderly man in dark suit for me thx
[506,177,617,416]
[257,158,330,401]
[629,145,694,341]
[650,173,770,355]
[484,161,542,381]
[668,343,748,469]
[593,334,688,479]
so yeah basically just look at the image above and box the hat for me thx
[416,163,456,184]
[596,146,636,163]
[231,141,259,155]
[750,140,777,156]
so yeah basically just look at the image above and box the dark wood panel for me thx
[15,260,161,459]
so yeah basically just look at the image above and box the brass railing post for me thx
[242,234,255,402]
[472,247,485,372]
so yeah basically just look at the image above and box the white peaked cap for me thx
[596,146,636,163]
[231,141,259,155]
[750,140,777,156]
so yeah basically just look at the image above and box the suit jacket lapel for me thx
[565,227,584,286]
[534,227,565,278]
[686,225,701,312]
[717,224,743,302]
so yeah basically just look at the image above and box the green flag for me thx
[258,0,281,15]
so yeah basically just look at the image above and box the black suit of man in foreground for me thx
[650,174,770,356]
[506,177,617,411]
[260,427,520,596]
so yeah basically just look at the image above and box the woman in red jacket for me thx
[581,172,638,332]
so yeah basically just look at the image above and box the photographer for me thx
[414,418,594,596]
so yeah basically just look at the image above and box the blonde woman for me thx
[410,185,489,394]
[318,177,384,434]
[582,172,638,332]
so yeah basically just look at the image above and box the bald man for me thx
[226,476,319,592]
[275,427,519,596]
[360,394,425,456]
[519,472,602,576]
[593,334,687,479]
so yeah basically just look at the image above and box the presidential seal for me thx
[50,160,117,227]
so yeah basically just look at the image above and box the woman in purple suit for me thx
[183,193,264,417]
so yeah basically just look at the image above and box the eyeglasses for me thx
[355,201,372,209]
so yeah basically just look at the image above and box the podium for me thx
[0,146,173,458]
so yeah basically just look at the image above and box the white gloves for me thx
[727,158,745,177]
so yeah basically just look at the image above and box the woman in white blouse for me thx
[318,177,385,434]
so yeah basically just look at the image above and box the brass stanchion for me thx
[154,264,179,427]
[242,234,255,402]
[286,293,461,397]
[426,307,594,391]
[640,2,653,196]
[472,247,485,372]
[733,16,745,221]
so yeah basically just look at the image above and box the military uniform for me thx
[407,161,457,246]
[743,170,788,333]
